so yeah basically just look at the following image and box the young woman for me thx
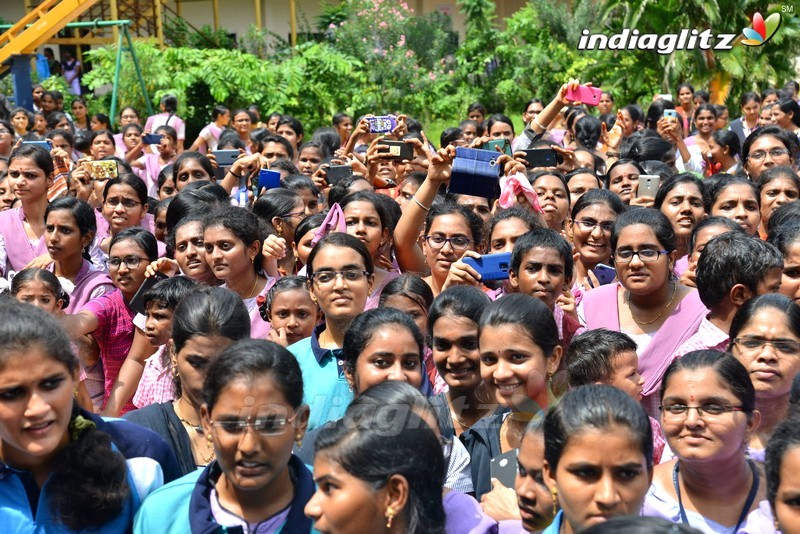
[543,385,654,534]
[772,99,800,135]
[305,404,446,533]
[90,113,113,132]
[706,175,762,237]
[643,351,774,532]
[768,222,800,304]
[203,206,274,338]
[757,166,800,236]
[742,125,798,181]
[605,159,644,205]
[120,123,144,159]
[131,125,178,197]
[579,209,706,418]
[464,293,563,499]
[172,151,215,192]
[676,83,696,134]
[427,286,493,441]
[188,104,230,153]
[486,114,515,142]
[333,112,353,146]
[729,92,761,144]
[88,129,116,161]
[569,189,625,291]
[99,174,150,254]
[340,191,399,308]
[531,171,571,232]
[70,98,89,132]
[0,145,52,277]
[230,109,254,154]
[0,300,179,531]
[144,94,186,153]
[253,188,305,276]
[705,129,741,175]
[9,107,32,139]
[729,294,800,460]
[125,286,250,477]
[766,419,800,534]
[685,104,718,153]
[297,142,324,176]
[653,173,707,264]
[113,106,141,148]
[276,115,304,156]
[45,196,114,313]
[287,233,374,430]
[134,339,315,532]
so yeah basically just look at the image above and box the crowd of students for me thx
[2,76,800,533]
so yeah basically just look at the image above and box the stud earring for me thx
[385,506,395,528]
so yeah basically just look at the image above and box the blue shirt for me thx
[288,324,353,431]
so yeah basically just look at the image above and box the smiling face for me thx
[745,135,794,180]
[232,112,252,134]
[710,184,761,236]
[479,323,561,412]
[660,182,706,242]
[509,247,567,310]
[614,224,675,296]
[773,107,794,130]
[533,175,570,231]
[346,325,422,395]
[336,117,353,143]
[608,164,639,204]
[544,426,652,533]
[308,245,373,322]
[423,214,475,282]
[201,375,304,496]
[571,203,617,267]
[268,288,319,347]
[694,110,717,135]
[432,314,481,391]
[660,367,758,463]
[761,176,800,223]
[731,308,800,401]
[0,346,75,473]
[203,225,258,283]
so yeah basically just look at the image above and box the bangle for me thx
[533,116,546,131]
[228,169,241,178]
[606,151,621,158]
[412,196,431,211]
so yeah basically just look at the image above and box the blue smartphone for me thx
[22,140,52,150]
[462,252,512,281]
[142,133,163,145]
[593,263,617,286]
[258,169,282,193]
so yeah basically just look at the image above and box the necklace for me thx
[174,400,216,464]
[174,399,203,433]
[246,274,260,299]
[626,283,677,326]
[450,412,474,430]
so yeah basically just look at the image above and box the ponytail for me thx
[47,406,131,530]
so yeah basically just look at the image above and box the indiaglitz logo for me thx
[577,11,782,54]
[741,12,782,46]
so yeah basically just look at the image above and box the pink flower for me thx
[328,23,336,29]
[428,72,436,80]
[405,50,414,58]
[379,21,387,28]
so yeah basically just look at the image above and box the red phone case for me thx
[565,85,603,106]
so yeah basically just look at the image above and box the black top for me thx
[124,401,197,478]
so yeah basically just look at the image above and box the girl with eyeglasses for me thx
[568,189,625,291]
[125,287,251,477]
[287,233,375,430]
[579,209,706,418]
[728,294,800,462]
[742,125,798,181]
[62,228,159,414]
[643,351,775,532]
[134,339,315,533]
[99,174,149,255]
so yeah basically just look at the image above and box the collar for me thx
[188,455,315,534]
[310,323,341,364]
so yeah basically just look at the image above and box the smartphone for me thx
[663,109,679,120]
[326,164,353,186]
[490,449,518,488]
[592,263,617,286]
[565,84,603,106]
[129,272,168,316]
[366,116,397,134]
[257,169,281,193]
[637,174,661,198]
[657,94,673,101]
[462,252,512,281]
[211,149,240,167]
[86,160,118,180]
[485,138,512,157]
[523,148,560,168]
[142,133,164,145]
[381,140,413,160]
[22,140,52,150]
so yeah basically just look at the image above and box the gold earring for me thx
[295,434,303,449]
[551,487,558,517]
[385,506,395,528]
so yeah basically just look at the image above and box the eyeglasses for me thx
[282,210,306,219]
[104,197,141,209]
[423,235,473,251]
[575,219,615,233]
[108,255,149,269]
[748,148,790,161]
[733,337,800,355]
[209,415,294,437]
[310,269,370,284]
[614,249,669,263]
[660,404,745,417]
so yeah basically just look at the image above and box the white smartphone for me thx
[637,175,661,198]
